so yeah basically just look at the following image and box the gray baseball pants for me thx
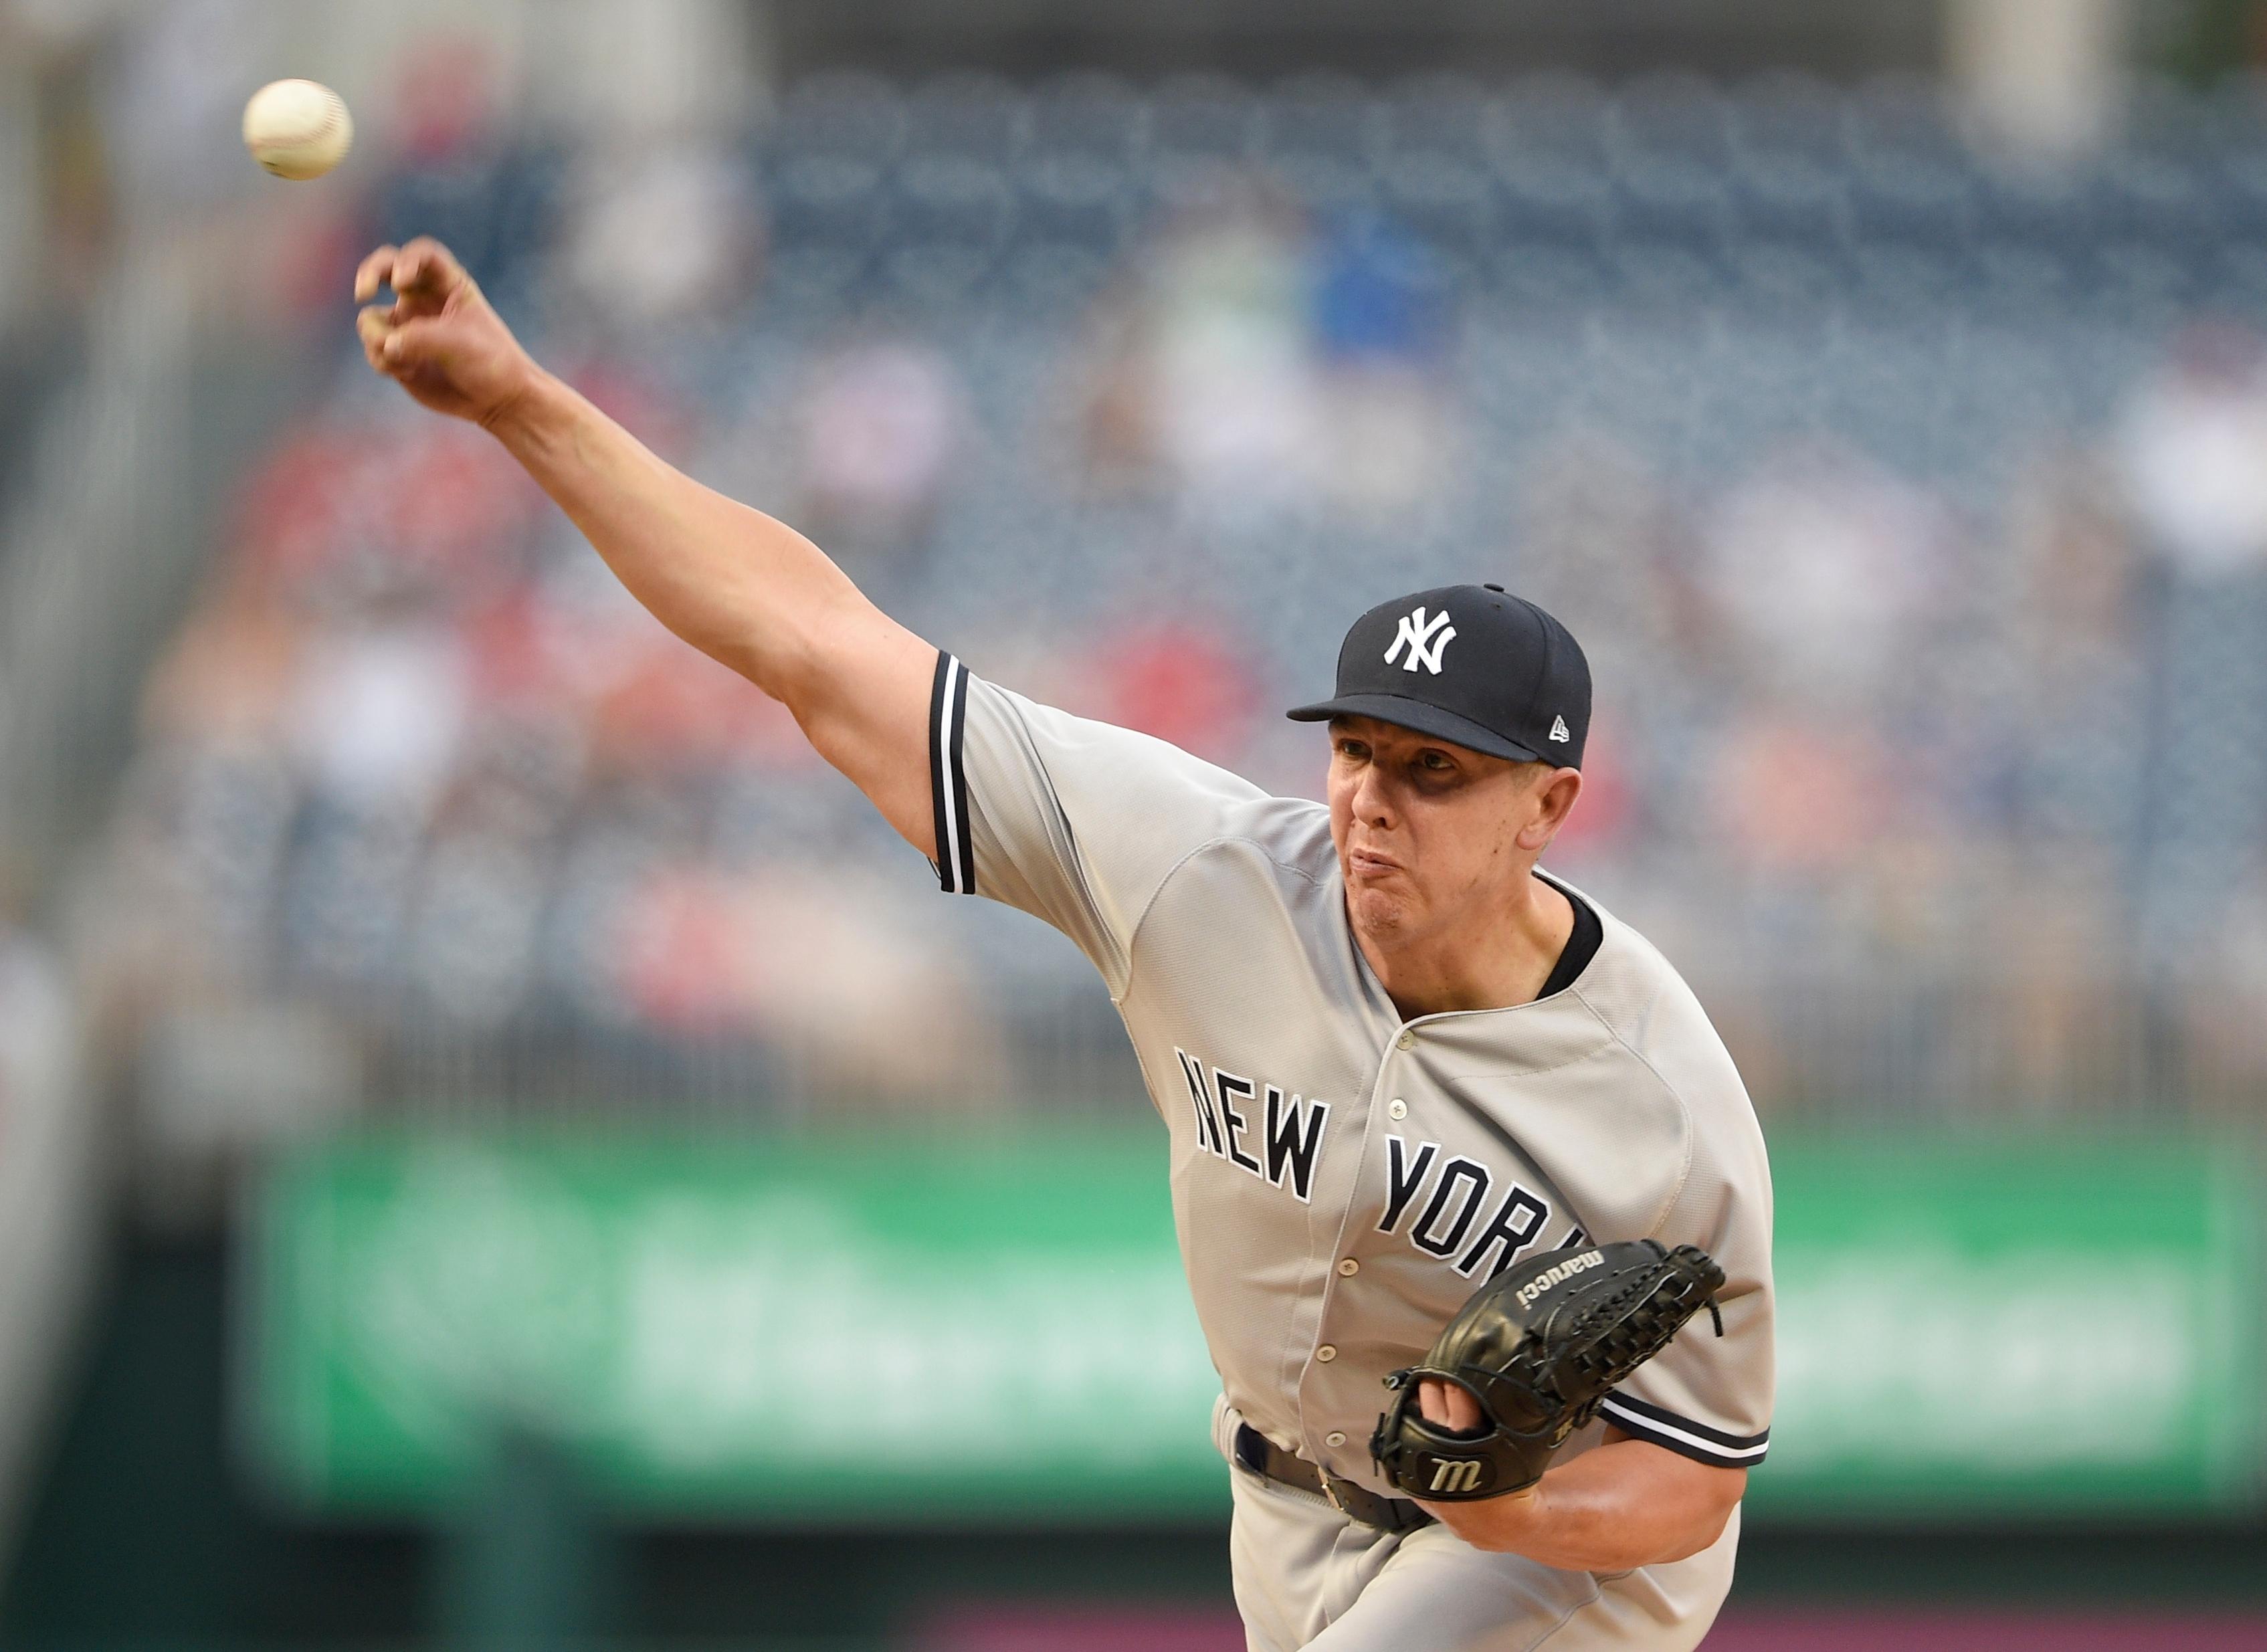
[1219,1416,1737,1652]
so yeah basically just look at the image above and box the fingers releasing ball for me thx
[243,79,352,180]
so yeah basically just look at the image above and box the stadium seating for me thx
[86,75,2267,1124]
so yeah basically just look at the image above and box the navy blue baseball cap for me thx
[1286,584,1591,768]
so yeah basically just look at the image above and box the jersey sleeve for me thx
[928,651,1272,996]
[1595,1136,1775,1471]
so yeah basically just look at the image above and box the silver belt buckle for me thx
[1321,1475,1350,1516]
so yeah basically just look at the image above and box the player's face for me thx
[1325,716,1577,948]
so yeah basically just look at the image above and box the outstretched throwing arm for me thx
[353,237,939,855]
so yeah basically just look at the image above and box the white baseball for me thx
[242,79,353,181]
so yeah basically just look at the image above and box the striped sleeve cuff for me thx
[1598,1394,1769,1469]
[930,651,975,896]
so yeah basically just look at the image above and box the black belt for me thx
[1234,1423,1435,1534]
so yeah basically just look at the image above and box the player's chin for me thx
[1344,884,1415,936]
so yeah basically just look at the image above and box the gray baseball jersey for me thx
[927,652,1773,1645]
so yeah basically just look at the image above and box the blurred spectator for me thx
[1707,714,1894,878]
[612,859,1003,1102]
[288,606,469,819]
[1127,183,1321,517]
[1310,212,1454,514]
[1701,444,1948,714]
[232,421,538,607]
[793,336,964,567]
[561,140,763,330]
[2117,323,2267,980]
[140,558,301,750]
[1088,622,1260,765]
[2118,322,2267,577]
[2004,447,2142,863]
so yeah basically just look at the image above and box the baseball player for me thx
[355,239,1773,1652]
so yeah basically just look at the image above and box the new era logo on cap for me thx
[1286,584,1592,769]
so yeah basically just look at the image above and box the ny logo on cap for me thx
[1384,607,1457,675]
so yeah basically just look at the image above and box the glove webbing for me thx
[1565,1269,1725,1392]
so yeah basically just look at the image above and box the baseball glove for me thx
[1369,1239,1726,1502]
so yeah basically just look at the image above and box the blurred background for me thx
[3,0,2267,1647]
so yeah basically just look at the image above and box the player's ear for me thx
[1516,767,1581,853]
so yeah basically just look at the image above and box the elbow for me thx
[735,582,883,714]
[1649,1506,1734,1565]
[1648,1473,1745,1565]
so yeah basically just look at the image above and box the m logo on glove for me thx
[1428,1459,1486,1495]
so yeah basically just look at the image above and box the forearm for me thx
[478,368,939,851]
[482,371,896,704]
[1421,1441,1741,1572]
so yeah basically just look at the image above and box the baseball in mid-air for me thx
[242,79,353,180]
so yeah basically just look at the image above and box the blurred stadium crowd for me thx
[71,68,2267,1142]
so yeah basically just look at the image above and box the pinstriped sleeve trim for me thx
[1598,1392,1769,1468]
[929,651,975,895]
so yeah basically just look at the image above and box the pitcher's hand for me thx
[355,237,540,427]
[1418,1376,1483,1434]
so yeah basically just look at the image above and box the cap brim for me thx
[1284,693,1551,764]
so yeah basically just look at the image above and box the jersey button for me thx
[1395,1030,1416,1051]
[1316,1344,1337,1362]
[1337,1257,1359,1276]
[1387,1099,1407,1120]
[1326,1431,1347,1449]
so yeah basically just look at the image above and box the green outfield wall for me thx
[243,1129,2264,1523]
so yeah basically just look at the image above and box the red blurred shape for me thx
[918,1604,1248,1652]
[1705,1611,2267,1651]
[589,633,806,772]
[1710,716,1887,871]
[379,424,538,577]
[393,33,500,163]
[233,429,373,585]
[1094,623,1258,764]
[615,864,749,1034]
